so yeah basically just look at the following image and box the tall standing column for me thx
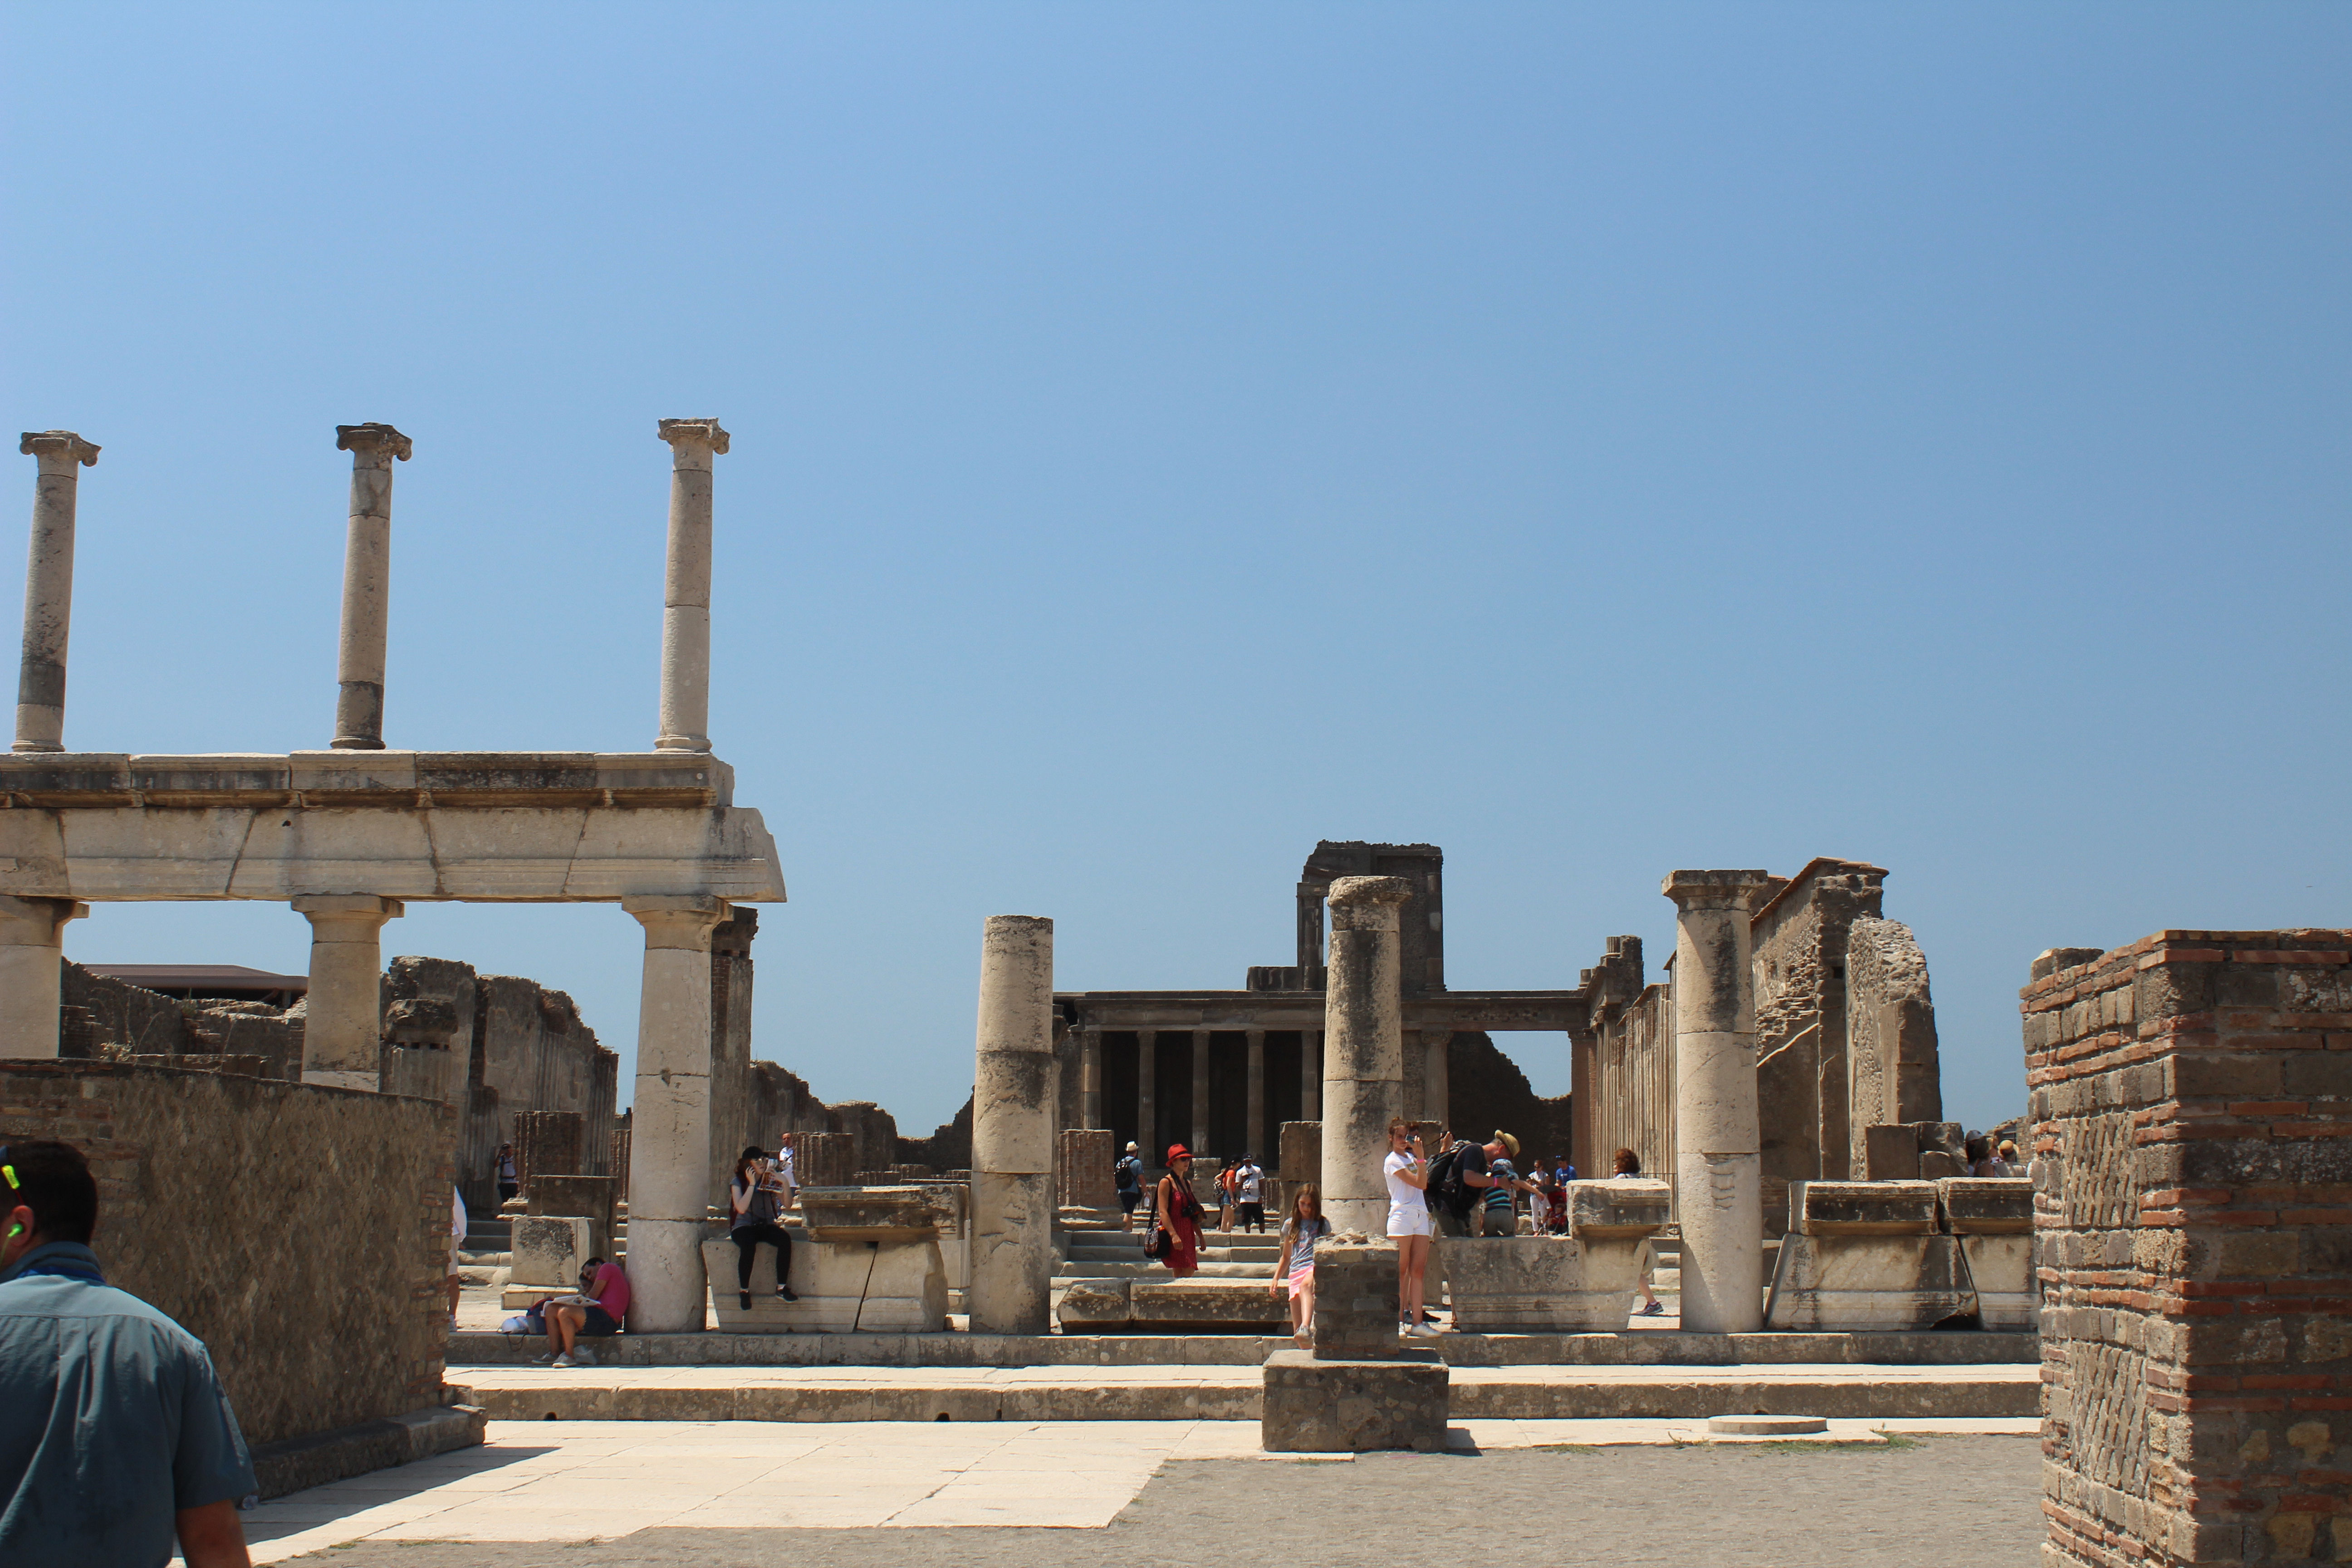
[970,915,1055,1335]
[623,895,729,1333]
[1190,1029,1211,1158]
[1245,1029,1265,1161]
[1568,1019,1598,1177]
[1137,1031,1158,1161]
[654,418,729,753]
[294,895,402,1090]
[1301,1030,1322,1122]
[329,424,411,750]
[1663,869,1771,1333]
[14,432,98,754]
[1078,1026,1102,1130]
[0,897,86,1057]
[1318,876,1411,1236]
[1422,1030,1451,1130]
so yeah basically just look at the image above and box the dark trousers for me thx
[1239,1202,1265,1233]
[732,1223,792,1290]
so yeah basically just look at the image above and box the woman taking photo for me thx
[1385,1118,1438,1336]
[1269,1184,1330,1348]
[1154,1144,1205,1278]
[727,1146,799,1312]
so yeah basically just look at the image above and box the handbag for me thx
[1141,1177,1174,1259]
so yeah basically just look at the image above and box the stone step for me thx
[1054,1261,1268,1281]
[445,1362,2039,1424]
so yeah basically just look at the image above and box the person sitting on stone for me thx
[0,1139,257,1568]
[538,1255,630,1368]
[1152,1146,1204,1278]
[728,1146,798,1313]
[1115,1142,1145,1232]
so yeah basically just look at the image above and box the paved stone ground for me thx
[260,1426,2039,1567]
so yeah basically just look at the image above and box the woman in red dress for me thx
[1154,1144,1205,1278]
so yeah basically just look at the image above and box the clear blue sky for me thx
[5,5,2346,1137]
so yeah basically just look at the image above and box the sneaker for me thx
[569,1344,596,1366]
[1637,1301,1666,1316]
[551,1352,580,1369]
[778,1285,798,1302]
[531,1352,559,1365]
[1411,1320,1445,1337]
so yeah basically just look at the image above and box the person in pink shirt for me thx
[539,1256,630,1367]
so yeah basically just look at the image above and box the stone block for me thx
[1055,1278,1133,1333]
[1958,1233,2038,1331]
[1764,1230,1973,1332]
[1792,1181,1938,1236]
[1130,1279,1293,1333]
[1917,1151,1964,1180]
[798,1186,939,1241]
[1446,1235,1629,1333]
[525,1175,616,1238]
[1312,1238,1402,1359]
[1261,1348,1448,1452]
[1861,1124,1921,1181]
[1938,1176,2033,1234]
[510,1215,594,1287]
[1567,1178,1673,1237]
[701,1232,949,1333]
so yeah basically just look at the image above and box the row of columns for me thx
[1071,1025,1326,1162]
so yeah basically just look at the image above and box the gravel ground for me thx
[284,1434,2041,1568]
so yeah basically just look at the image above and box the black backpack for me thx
[1427,1141,1475,1216]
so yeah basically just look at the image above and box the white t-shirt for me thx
[449,1187,467,1274]
[1383,1150,1421,1207]
[774,1146,798,1192]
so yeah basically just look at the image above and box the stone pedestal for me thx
[1763,1180,1972,1331]
[1320,877,1411,1236]
[14,431,98,754]
[295,894,402,1090]
[969,914,1055,1335]
[328,424,411,750]
[510,1215,598,1287]
[622,894,729,1333]
[1940,1176,2036,1330]
[0,895,85,1058]
[708,1186,950,1333]
[1311,1237,1400,1358]
[654,419,728,753]
[1444,1180,1671,1332]
[1662,868,1771,1333]
[1261,1348,1449,1453]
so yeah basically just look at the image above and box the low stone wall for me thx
[2026,929,2352,1565]
[0,1061,456,1450]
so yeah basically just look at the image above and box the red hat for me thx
[1166,1144,1191,1163]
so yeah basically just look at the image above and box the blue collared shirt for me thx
[0,1241,257,1568]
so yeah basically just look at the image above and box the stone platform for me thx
[444,1359,2038,1424]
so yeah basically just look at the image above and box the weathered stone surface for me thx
[1261,1348,1448,1452]
[799,1185,940,1241]
[1444,1184,1671,1332]
[1568,1177,1672,1236]
[702,1231,950,1333]
[248,1402,484,1501]
[511,1215,595,1287]
[1860,1123,1921,1181]
[1937,1176,2031,1234]
[971,913,1056,1335]
[1321,877,1411,1236]
[1312,1237,1401,1359]
[1792,1180,1939,1236]
[1764,1230,1972,1332]
[1957,1233,2037,1331]
[1664,869,1772,1335]
[1055,1278,1133,1332]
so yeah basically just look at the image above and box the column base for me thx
[654,735,713,753]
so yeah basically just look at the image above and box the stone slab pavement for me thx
[210,1419,2041,1566]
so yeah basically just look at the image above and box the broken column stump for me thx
[1261,1236,1448,1452]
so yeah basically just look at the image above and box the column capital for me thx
[334,423,412,462]
[624,893,730,949]
[292,894,403,923]
[19,431,98,467]
[1660,869,1771,912]
[0,895,87,940]
[657,418,730,459]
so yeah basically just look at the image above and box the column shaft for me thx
[1423,1030,1451,1130]
[14,433,97,753]
[0,896,86,1057]
[295,895,402,1089]
[1137,1032,1157,1162]
[1190,1029,1210,1158]
[1245,1029,1265,1161]
[1318,876,1411,1236]
[329,424,411,750]
[1300,1030,1322,1122]
[1078,1027,1102,1130]
[970,915,1055,1335]
[1663,869,1771,1334]
[623,895,730,1333]
[655,419,728,752]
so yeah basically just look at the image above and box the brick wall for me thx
[0,1062,455,1448]
[1058,1129,1115,1209]
[2026,929,2352,1565]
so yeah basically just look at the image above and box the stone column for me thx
[328,424,411,750]
[1422,1030,1451,1130]
[0,896,86,1057]
[622,895,729,1333]
[1301,1030,1322,1122]
[1568,1018,1598,1177]
[14,432,98,754]
[1137,1031,1157,1161]
[295,895,402,1090]
[654,418,729,753]
[1245,1029,1266,1161]
[1190,1029,1211,1157]
[970,914,1055,1335]
[1078,1026,1102,1130]
[1663,869,1772,1334]
[1319,876,1411,1235]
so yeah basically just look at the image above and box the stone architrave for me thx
[1662,868,1771,1334]
[328,424,412,751]
[653,419,728,754]
[294,894,402,1090]
[969,914,1055,1334]
[1319,876,1412,1237]
[622,894,729,1333]
[0,895,86,1058]
[14,431,99,754]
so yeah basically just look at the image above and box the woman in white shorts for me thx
[1383,1117,1437,1336]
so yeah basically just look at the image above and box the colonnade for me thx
[1070,1024,1327,1163]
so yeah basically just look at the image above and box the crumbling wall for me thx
[1577,936,1676,1201]
[2028,930,2352,1565]
[60,961,307,1079]
[1845,914,1941,1168]
[899,1096,974,1173]
[830,1100,901,1175]
[1750,860,1887,1221]
[0,1061,454,1449]
[1443,1031,1572,1169]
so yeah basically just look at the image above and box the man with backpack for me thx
[1115,1142,1145,1231]
[1426,1129,1531,1238]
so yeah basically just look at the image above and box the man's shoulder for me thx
[2,1274,209,1356]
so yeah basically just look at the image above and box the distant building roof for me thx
[82,965,308,995]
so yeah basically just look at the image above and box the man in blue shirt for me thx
[0,1139,257,1568]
